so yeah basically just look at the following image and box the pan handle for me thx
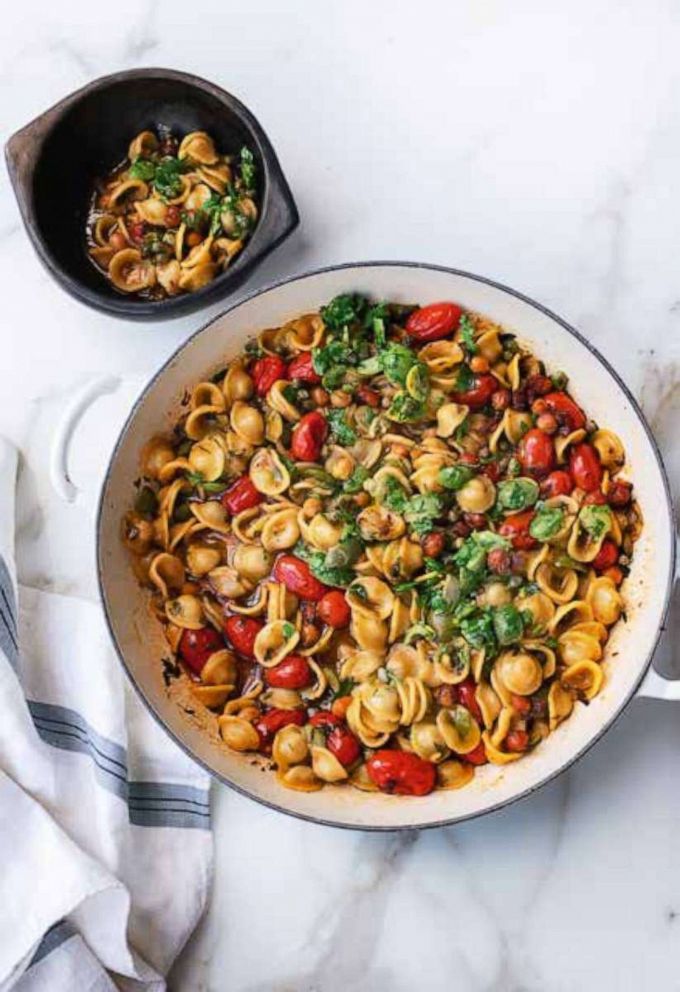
[49,376,121,502]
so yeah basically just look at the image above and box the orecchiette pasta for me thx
[123,294,640,798]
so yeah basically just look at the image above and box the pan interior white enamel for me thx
[98,264,673,828]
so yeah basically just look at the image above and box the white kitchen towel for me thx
[0,438,213,991]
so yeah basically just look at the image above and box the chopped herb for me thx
[240,146,256,190]
[380,343,418,387]
[454,363,475,393]
[459,314,478,354]
[496,477,539,512]
[404,493,443,536]
[326,409,357,445]
[387,391,426,423]
[331,678,355,701]
[321,294,367,330]
[492,604,525,645]
[529,504,565,541]
[404,622,437,644]
[580,504,611,539]
[460,609,497,654]
[439,464,475,491]
[152,156,188,199]
[282,622,295,639]
[343,466,370,493]
[134,485,158,517]
[129,157,156,181]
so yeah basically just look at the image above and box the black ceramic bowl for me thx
[5,68,299,320]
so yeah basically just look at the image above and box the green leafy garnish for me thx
[321,294,367,330]
[282,622,295,639]
[129,157,156,181]
[404,493,443,536]
[380,343,418,387]
[492,604,525,646]
[153,157,187,199]
[326,409,357,445]
[378,476,409,513]
[496,477,539,512]
[134,485,158,517]
[580,504,611,539]
[454,364,475,393]
[387,392,426,423]
[529,504,565,541]
[459,314,477,354]
[343,466,370,493]
[460,609,497,654]
[240,146,256,190]
[438,465,474,492]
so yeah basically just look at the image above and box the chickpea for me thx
[330,390,351,408]
[435,685,459,708]
[483,581,512,607]
[311,387,330,407]
[536,412,558,434]
[354,492,371,508]
[109,231,127,251]
[186,231,203,247]
[390,443,411,459]
[470,355,489,374]
[422,531,445,558]
[302,497,323,518]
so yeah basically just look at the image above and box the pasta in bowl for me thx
[121,291,642,799]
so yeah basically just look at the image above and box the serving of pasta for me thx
[87,128,258,298]
[122,294,641,797]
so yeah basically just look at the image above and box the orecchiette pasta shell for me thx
[192,684,234,709]
[558,629,602,665]
[312,745,349,782]
[277,765,323,792]
[516,590,555,632]
[272,724,309,770]
[179,131,219,164]
[474,323,503,363]
[185,404,222,441]
[165,594,204,629]
[231,545,273,586]
[108,249,156,293]
[340,650,384,682]
[325,445,355,481]
[254,620,300,667]
[481,731,523,765]
[436,706,482,755]
[284,314,325,351]
[209,565,253,599]
[396,677,431,726]
[261,688,302,710]
[555,429,587,464]
[548,681,575,731]
[382,538,423,582]
[418,339,464,373]
[388,595,411,643]
[303,513,343,551]
[191,382,226,411]
[109,179,148,208]
[590,429,624,469]
[128,130,158,160]
[535,563,579,604]
[456,475,496,513]
[93,213,120,245]
[436,402,469,438]
[201,649,238,686]
[561,659,604,700]
[249,447,290,496]
[190,499,230,534]
[188,435,226,481]
[436,759,475,790]
[218,715,260,751]
[198,161,232,192]
[222,362,254,405]
[141,436,176,479]
[586,577,623,625]
[549,600,594,637]
[268,380,301,422]
[347,577,394,621]
[136,197,171,226]
[357,505,406,542]
[149,552,185,598]
[495,650,544,696]
[349,763,380,792]
[410,720,449,763]
[476,682,502,729]
[178,262,219,293]
[156,259,181,296]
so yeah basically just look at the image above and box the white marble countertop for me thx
[3,1,680,989]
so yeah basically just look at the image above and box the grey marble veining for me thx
[2,1,679,989]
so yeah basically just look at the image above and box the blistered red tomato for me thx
[540,470,573,498]
[451,373,497,409]
[264,654,312,689]
[592,538,619,572]
[518,428,555,477]
[290,411,328,462]
[607,479,632,507]
[355,384,380,407]
[255,708,306,751]
[224,616,263,658]
[463,741,488,765]
[272,555,329,602]
[366,750,436,796]
[222,475,263,515]
[405,302,463,343]
[583,490,607,505]
[317,590,351,628]
[457,678,483,723]
[327,726,361,767]
[499,510,538,550]
[252,355,287,396]
[287,352,321,384]
[179,627,223,674]
[309,711,340,729]
[541,392,586,431]
[505,730,529,753]
[569,443,603,492]
[510,694,532,715]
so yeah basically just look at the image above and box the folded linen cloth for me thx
[0,438,213,991]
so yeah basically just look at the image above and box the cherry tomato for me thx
[603,565,624,586]
[487,547,512,574]
[108,231,127,251]
[264,654,312,689]
[607,479,632,507]
[252,355,287,397]
[541,391,586,432]
[540,470,573,498]
[130,221,146,241]
[255,708,306,751]
[317,590,351,628]
[499,510,538,550]
[592,538,619,572]
[179,627,224,675]
[464,741,488,765]
[505,729,529,753]
[518,428,555,477]
[287,352,321,384]
[309,711,340,729]
[222,475,263,515]
[272,555,329,602]
[165,205,181,226]
[451,373,498,409]
[366,750,437,796]
[327,726,361,767]
[457,678,483,723]
[510,694,532,715]
[405,301,463,343]
[481,461,502,483]
[569,443,603,492]
[290,411,328,462]
[355,384,380,407]
[583,490,607,505]
[224,616,263,658]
